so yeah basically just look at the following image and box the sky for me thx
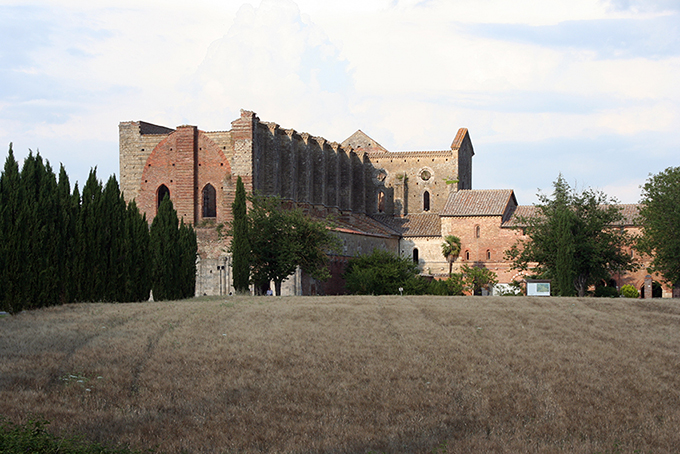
[1,0,678,205]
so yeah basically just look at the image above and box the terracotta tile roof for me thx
[442,189,517,217]
[616,204,640,226]
[371,213,442,237]
[502,205,538,228]
[328,213,400,238]
[502,204,641,228]
[450,128,468,150]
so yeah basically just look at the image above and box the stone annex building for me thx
[119,109,666,297]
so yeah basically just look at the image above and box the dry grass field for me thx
[1,295,679,454]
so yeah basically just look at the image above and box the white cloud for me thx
[0,0,678,205]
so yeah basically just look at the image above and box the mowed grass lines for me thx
[1,296,680,453]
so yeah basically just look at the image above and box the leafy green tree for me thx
[229,176,251,293]
[505,175,635,297]
[247,194,340,295]
[441,235,461,276]
[461,264,498,295]
[637,166,680,294]
[343,248,420,295]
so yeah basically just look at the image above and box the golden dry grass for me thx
[1,295,680,453]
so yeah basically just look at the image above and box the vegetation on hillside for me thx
[506,175,636,296]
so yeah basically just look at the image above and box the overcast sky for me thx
[1,0,678,205]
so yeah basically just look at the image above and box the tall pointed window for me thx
[202,184,216,218]
[423,191,430,212]
[378,191,385,213]
[413,248,419,264]
[157,185,170,210]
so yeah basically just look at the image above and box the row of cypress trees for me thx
[0,145,197,314]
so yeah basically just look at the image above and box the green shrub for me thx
[343,249,419,295]
[0,417,143,454]
[620,284,639,298]
[428,275,465,296]
[594,286,619,298]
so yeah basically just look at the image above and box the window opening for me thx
[475,225,481,238]
[486,250,491,260]
[202,184,217,218]
[465,250,470,261]
[157,185,170,210]
[423,191,430,211]
[413,248,419,264]
[378,191,385,213]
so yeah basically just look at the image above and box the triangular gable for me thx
[341,130,388,152]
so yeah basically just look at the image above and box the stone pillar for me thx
[644,274,653,299]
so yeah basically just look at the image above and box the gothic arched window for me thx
[202,184,216,218]
[423,191,430,212]
[157,185,170,210]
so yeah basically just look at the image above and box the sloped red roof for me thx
[442,189,517,217]
[371,213,441,237]
[330,213,400,238]
[502,203,641,228]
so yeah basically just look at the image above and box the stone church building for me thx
[119,109,665,297]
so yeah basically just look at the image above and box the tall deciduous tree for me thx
[637,166,680,294]
[461,264,498,295]
[247,194,340,296]
[229,176,250,293]
[441,235,461,276]
[505,175,635,297]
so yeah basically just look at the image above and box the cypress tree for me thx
[230,176,250,293]
[56,165,78,304]
[124,200,152,301]
[77,169,104,302]
[178,219,197,299]
[149,195,181,300]
[0,145,22,312]
[100,176,126,301]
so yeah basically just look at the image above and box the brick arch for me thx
[138,127,231,224]
[196,131,232,223]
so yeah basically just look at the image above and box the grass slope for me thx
[1,295,679,453]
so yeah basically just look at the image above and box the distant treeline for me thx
[0,145,196,314]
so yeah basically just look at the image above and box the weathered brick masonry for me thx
[120,109,667,297]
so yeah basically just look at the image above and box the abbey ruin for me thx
[120,110,667,297]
